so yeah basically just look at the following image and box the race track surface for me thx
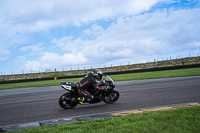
[0,76,200,126]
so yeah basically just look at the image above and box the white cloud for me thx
[50,7,200,66]
[0,0,165,64]
[1,0,200,73]
[0,49,10,61]
[0,0,164,32]
[51,36,84,53]
[0,0,167,49]
[20,43,44,52]
[83,24,105,36]
[24,52,88,71]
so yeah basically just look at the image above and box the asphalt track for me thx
[0,76,200,127]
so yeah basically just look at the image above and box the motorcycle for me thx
[59,74,120,109]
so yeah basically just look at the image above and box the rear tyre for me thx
[59,93,77,109]
[103,91,119,104]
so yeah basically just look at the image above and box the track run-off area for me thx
[0,76,200,127]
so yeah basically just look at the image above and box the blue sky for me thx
[0,0,200,75]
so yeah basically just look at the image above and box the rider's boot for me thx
[77,97,91,104]
[77,97,85,104]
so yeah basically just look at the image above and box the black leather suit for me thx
[77,73,99,100]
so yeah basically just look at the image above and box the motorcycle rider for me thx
[77,69,103,104]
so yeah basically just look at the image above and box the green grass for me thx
[8,106,200,133]
[0,78,82,90]
[110,67,200,81]
[1,67,200,90]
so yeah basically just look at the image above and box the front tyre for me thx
[59,93,77,109]
[103,91,119,104]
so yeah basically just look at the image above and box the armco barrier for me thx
[0,64,200,84]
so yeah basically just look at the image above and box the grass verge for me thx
[1,67,200,90]
[8,106,200,133]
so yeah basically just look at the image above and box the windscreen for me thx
[106,75,114,83]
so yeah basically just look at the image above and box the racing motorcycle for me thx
[59,74,119,109]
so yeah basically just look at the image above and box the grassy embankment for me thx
[8,106,200,133]
[0,67,200,90]
[1,56,200,82]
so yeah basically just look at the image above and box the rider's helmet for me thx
[93,69,103,81]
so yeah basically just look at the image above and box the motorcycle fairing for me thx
[60,81,76,91]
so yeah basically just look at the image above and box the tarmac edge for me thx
[1,102,200,132]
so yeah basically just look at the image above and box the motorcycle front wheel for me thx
[59,92,77,109]
[103,91,119,104]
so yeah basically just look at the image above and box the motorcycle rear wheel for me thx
[103,91,119,104]
[59,93,77,109]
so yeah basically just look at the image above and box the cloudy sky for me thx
[0,0,200,75]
